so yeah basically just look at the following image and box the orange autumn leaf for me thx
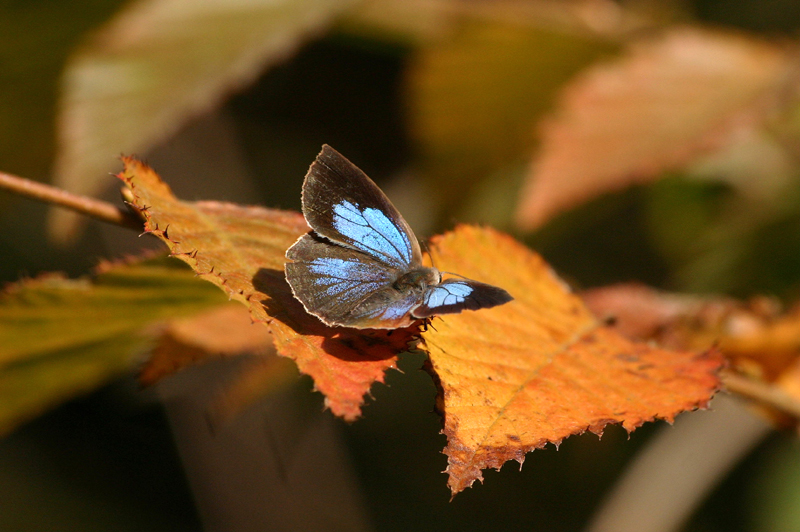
[118,157,417,421]
[421,227,723,496]
[515,27,795,230]
[583,283,800,422]
[721,305,800,380]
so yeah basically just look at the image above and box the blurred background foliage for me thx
[0,0,799,530]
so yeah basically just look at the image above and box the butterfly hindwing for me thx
[337,284,423,329]
[286,232,420,328]
[301,145,421,271]
[414,279,514,318]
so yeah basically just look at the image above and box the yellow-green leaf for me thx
[0,258,228,436]
[50,0,359,242]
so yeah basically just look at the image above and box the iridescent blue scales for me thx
[284,145,513,329]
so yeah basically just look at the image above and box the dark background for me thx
[1,1,799,530]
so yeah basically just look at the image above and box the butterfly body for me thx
[393,267,439,292]
[285,145,512,329]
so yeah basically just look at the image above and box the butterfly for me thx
[284,145,513,329]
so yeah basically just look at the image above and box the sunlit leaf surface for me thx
[421,227,724,495]
[584,283,800,421]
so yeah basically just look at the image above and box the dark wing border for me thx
[300,145,422,269]
[413,279,513,318]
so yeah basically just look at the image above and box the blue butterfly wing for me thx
[300,145,421,271]
[286,233,421,329]
[414,279,513,318]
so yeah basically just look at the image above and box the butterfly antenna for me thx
[421,239,437,269]
[440,270,469,280]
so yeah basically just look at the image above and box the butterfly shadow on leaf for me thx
[252,268,420,363]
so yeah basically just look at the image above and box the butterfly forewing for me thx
[301,145,422,271]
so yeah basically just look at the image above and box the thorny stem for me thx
[723,370,800,420]
[0,171,142,230]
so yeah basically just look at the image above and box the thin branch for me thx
[0,171,142,230]
[724,370,800,420]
